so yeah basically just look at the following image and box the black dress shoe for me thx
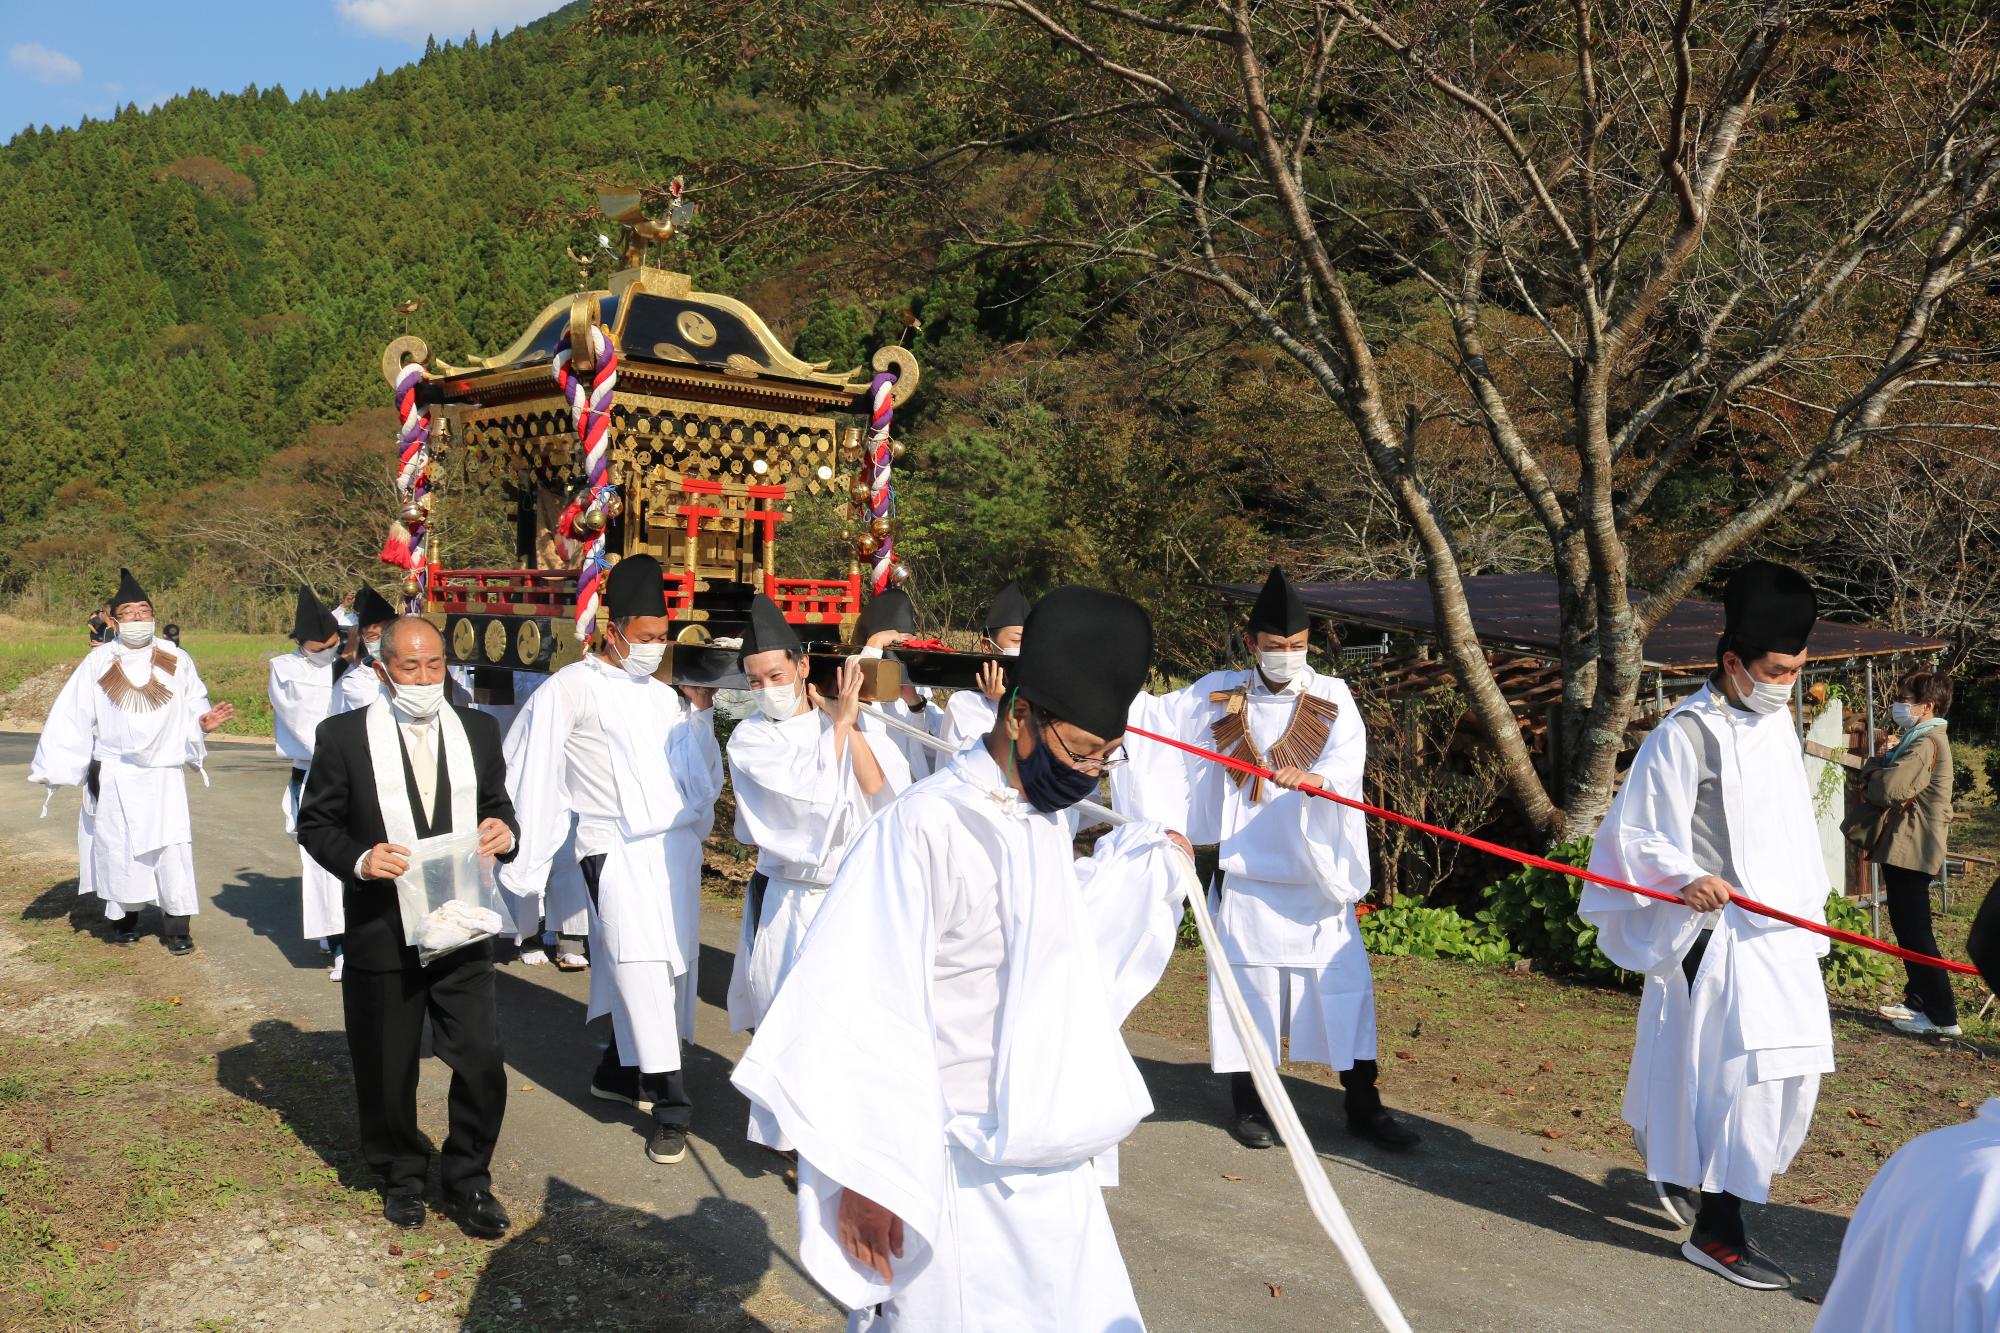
[114,926,139,945]
[445,1189,511,1239]
[164,935,194,956]
[382,1192,426,1229]
[1231,1112,1278,1150]
[1348,1108,1422,1151]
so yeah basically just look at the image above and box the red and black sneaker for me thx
[1681,1234,1793,1290]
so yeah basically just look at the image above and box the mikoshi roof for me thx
[1207,573,1946,673]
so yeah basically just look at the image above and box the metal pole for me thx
[1866,658,1880,939]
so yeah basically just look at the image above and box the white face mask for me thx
[387,679,446,721]
[999,644,1020,658]
[116,619,155,648]
[304,644,340,668]
[1891,701,1923,729]
[1258,649,1307,684]
[1727,663,1791,716]
[620,641,667,679]
[359,635,381,663]
[754,681,801,722]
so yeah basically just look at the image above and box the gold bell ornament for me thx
[889,562,913,587]
[856,534,881,557]
[870,516,893,538]
[401,575,421,598]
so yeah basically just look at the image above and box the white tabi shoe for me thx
[518,946,549,966]
[553,952,589,972]
[328,953,345,983]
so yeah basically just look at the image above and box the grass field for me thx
[0,616,281,739]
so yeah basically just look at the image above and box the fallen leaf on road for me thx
[97,1240,118,1252]
[533,1236,552,1246]
[170,996,182,1006]
[1541,1145,1554,1153]
[1393,1050,1416,1062]
[521,1085,533,1092]
[417,1291,434,1303]
[1536,1060,1553,1074]
[1221,1174,1242,1182]
[1540,1130,1562,1140]
[1266,1283,1281,1298]
[386,1244,404,1256]
[433,1268,452,1279]
[1799,1194,1828,1206]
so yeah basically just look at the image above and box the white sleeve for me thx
[498,681,574,895]
[728,723,851,866]
[1073,820,1193,1023]
[180,656,213,770]
[1581,724,1709,975]
[29,660,98,790]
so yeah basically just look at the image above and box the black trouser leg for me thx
[162,913,192,941]
[342,966,431,1196]
[1341,1059,1383,1122]
[604,1027,694,1129]
[1883,865,1958,1025]
[1230,1071,1262,1119]
[424,950,507,1199]
[1694,1190,1745,1246]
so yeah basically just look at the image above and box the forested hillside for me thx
[2,0,1994,688]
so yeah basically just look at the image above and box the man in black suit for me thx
[298,616,519,1237]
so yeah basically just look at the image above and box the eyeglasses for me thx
[1034,711,1128,773]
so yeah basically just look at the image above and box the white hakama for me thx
[269,650,343,940]
[1116,668,1375,1075]
[31,641,210,919]
[1584,686,1834,1204]
[502,657,721,1074]
[724,708,910,1033]
[734,744,1188,1330]
[1814,1098,2000,1332]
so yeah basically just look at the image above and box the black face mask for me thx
[1016,722,1101,814]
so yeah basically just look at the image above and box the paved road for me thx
[0,732,1842,1330]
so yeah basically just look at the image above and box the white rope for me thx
[863,703,1411,1331]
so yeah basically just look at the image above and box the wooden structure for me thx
[381,261,918,679]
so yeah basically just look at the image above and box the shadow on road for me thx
[1133,1051,1846,1303]
[465,1175,785,1330]
[489,944,788,1190]
[211,866,328,971]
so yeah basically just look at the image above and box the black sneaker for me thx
[647,1123,688,1165]
[1231,1112,1277,1150]
[1654,1180,1700,1228]
[1348,1108,1422,1151]
[1682,1235,1793,1290]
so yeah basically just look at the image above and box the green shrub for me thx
[1359,899,1517,964]
[1477,839,1635,984]
[1822,891,1895,992]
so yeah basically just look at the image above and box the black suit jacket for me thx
[298,703,518,972]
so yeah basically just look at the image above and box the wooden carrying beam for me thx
[805,653,904,702]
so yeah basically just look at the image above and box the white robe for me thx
[30,640,210,918]
[269,650,345,939]
[1582,684,1833,1203]
[937,688,998,756]
[331,664,381,716]
[724,706,912,1034]
[733,743,1189,1329]
[1114,666,1374,1073]
[1814,1099,2000,1332]
[501,657,722,1070]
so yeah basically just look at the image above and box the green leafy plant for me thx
[1359,900,1517,965]
[1476,838,1635,984]
[1822,891,1895,992]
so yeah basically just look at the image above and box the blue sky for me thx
[1,0,569,140]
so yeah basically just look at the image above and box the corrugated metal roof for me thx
[1210,573,1946,672]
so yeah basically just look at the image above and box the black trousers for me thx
[1232,1059,1382,1124]
[1883,864,1958,1025]
[341,948,507,1198]
[577,853,694,1128]
[595,1032,694,1128]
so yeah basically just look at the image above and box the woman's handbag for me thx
[1841,734,1939,853]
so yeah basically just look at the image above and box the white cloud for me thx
[332,0,563,43]
[9,43,82,85]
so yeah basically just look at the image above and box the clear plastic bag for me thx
[393,830,508,964]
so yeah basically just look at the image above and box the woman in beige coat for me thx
[1863,670,1957,1036]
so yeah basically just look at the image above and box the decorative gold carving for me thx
[723,353,761,378]
[483,619,509,664]
[871,344,921,406]
[676,310,718,347]
[381,335,431,387]
[517,619,543,664]
[451,618,476,661]
[653,342,698,364]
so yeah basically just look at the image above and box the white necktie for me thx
[406,722,437,823]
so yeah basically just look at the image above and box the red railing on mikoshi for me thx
[427,567,577,617]
[767,572,862,624]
